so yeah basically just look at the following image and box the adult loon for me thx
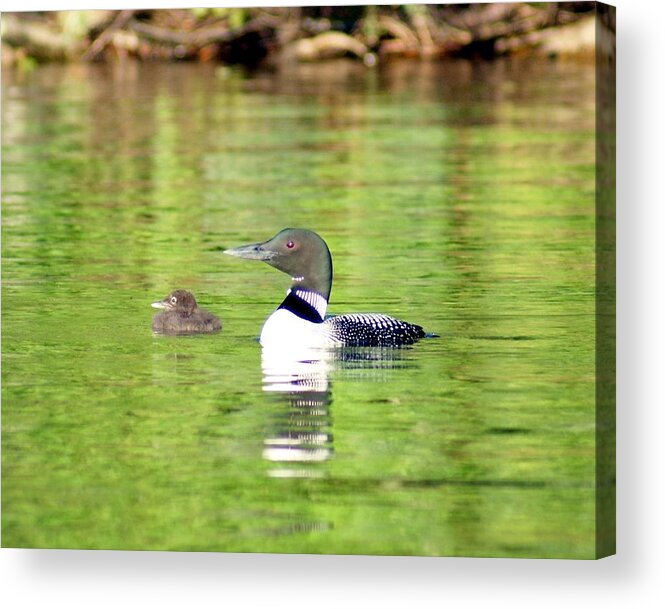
[151,289,221,335]
[224,228,426,348]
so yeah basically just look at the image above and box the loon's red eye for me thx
[286,240,295,249]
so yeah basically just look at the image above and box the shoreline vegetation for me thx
[2,3,602,69]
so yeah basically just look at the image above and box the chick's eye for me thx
[170,297,177,304]
[286,241,295,249]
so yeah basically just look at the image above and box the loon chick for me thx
[151,290,221,335]
[224,228,426,348]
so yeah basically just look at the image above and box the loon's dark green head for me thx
[224,228,333,300]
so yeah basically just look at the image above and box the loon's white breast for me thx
[260,309,340,349]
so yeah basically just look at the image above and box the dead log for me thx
[495,14,596,56]
[288,31,368,62]
[1,13,80,60]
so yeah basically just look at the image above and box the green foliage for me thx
[189,7,248,28]
[362,5,379,46]
[57,10,95,41]
[15,53,38,73]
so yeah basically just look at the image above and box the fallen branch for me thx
[377,15,420,50]
[443,2,521,31]
[404,5,437,56]
[81,10,135,61]
[127,15,271,48]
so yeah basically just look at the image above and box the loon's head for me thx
[224,228,333,300]
[151,289,197,317]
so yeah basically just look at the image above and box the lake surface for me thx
[2,58,596,558]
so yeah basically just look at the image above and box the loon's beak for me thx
[223,241,275,262]
[151,299,169,310]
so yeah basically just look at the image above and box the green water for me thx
[2,59,596,558]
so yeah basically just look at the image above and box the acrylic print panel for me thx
[1,2,615,558]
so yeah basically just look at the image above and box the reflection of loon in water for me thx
[262,389,333,469]
[261,348,333,477]
[260,346,415,478]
